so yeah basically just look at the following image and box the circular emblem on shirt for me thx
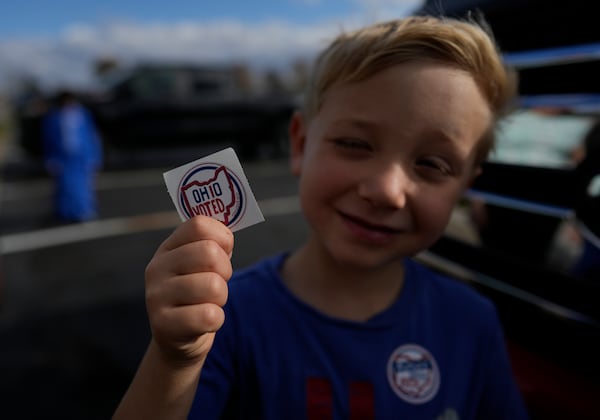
[178,163,246,228]
[387,343,440,404]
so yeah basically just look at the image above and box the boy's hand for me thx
[144,215,234,367]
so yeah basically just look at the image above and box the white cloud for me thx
[0,0,424,95]
[0,19,338,94]
[352,0,425,22]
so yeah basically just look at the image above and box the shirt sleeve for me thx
[188,302,239,419]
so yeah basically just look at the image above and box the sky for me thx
[0,0,425,94]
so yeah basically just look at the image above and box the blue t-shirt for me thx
[190,253,528,419]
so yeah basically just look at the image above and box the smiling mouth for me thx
[339,211,403,234]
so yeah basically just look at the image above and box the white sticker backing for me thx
[163,147,265,232]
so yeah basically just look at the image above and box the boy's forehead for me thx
[318,63,488,112]
[317,60,470,101]
[309,63,492,154]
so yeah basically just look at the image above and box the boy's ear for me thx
[467,165,482,188]
[289,111,307,176]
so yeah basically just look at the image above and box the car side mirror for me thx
[574,149,600,244]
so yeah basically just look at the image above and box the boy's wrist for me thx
[113,339,204,419]
[149,336,211,372]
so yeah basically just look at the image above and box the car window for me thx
[490,109,595,168]
[130,69,176,100]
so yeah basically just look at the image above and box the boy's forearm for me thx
[112,340,203,420]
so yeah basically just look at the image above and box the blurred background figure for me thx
[42,90,103,223]
[569,118,600,279]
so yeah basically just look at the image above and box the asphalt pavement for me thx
[0,148,306,419]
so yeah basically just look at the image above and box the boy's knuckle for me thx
[204,273,221,294]
[224,228,234,250]
[188,215,204,230]
[150,306,170,332]
[205,274,228,304]
[199,238,215,254]
[201,305,224,331]
[200,240,223,264]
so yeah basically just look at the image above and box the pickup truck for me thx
[17,63,298,160]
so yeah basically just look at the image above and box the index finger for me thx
[159,215,234,255]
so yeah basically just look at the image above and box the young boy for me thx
[114,15,528,419]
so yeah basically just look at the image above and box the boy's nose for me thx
[357,163,411,209]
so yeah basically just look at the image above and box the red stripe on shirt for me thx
[307,377,333,420]
[349,381,375,420]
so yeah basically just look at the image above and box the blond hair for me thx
[303,16,517,163]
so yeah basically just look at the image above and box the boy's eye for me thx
[416,157,452,176]
[333,138,371,151]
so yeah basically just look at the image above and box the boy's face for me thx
[289,61,491,270]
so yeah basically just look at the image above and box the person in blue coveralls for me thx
[42,90,103,222]
[114,15,529,419]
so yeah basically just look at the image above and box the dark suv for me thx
[17,63,298,160]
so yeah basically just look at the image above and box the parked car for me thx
[16,63,298,160]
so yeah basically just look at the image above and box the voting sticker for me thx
[163,148,264,232]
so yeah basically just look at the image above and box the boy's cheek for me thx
[290,154,303,176]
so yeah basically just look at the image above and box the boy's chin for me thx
[325,246,407,273]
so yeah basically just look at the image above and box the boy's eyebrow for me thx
[330,116,379,131]
[422,129,477,159]
[424,129,458,143]
[331,117,475,153]
[340,119,461,144]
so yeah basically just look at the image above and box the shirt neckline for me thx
[266,252,420,329]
